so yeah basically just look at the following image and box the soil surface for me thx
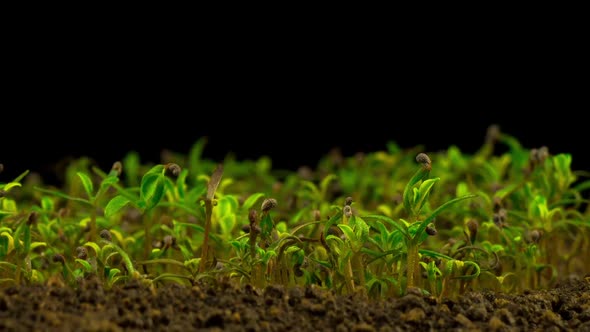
[1,277,589,332]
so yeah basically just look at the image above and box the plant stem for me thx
[352,252,366,296]
[143,212,152,260]
[342,212,355,293]
[406,241,420,289]
[90,204,97,242]
[343,256,356,294]
[199,199,213,273]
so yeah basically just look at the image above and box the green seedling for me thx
[1,127,590,299]
[365,153,476,292]
[199,164,223,273]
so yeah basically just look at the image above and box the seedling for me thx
[1,128,589,300]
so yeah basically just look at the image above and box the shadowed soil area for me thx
[1,277,589,331]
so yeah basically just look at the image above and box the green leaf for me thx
[99,174,119,190]
[77,172,94,199]
[553,154,572,175]
[123,151,140,187]
[403,166,430,216]
[1,182,21,192]
[140,172,165,211]
[319,174,337,199]
[528,195,548,220]
[176,169,189,200]
[145,164,165,176]
[34,187,92,206]
[323,209,343,236]
[2,199,17,213]
[453,261,481,280]
[108,268,121,281]
[220,215,236,237]
[325,234,345,249]
[456,182,469,198]
[242,193,265,211]
[0,232,14,256]
[105,195,132,218]
[83,242,101,256]
[75,259,93,272]
[337,224,357,243]
[419,249,453,261]
[11,170,30,184]
[260,213,274,239]
[363,215,410,240]
[493,183,519,200]
[350,216,370,244]
[41,196,54,212]
[415,177,440,211]
[413,194,477,244]
[189,138,207,175]
[218,195,239,217]
[30,242,46,251]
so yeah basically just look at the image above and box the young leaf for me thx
[220,215,236,237]
[403,165,430,216]
[99,174,119,190]
[415,177,440,211]
[140,172,165,211]
[1,182,21,193]
[350,215,370,244]
[75,259,93,272]
[363,215,410,240]
[337,224,357,243]
[176,169,189,200]
[413,194,478,244]
[260,213,274,239]
[241,193,265,211]
[189,137,207,174]
[105,195,132,218]
[123,151,140,187]
[76,172,94,199]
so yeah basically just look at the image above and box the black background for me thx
[1,87,585,186]
[1,35,586,184]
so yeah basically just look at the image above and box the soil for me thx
[1,277,589,332]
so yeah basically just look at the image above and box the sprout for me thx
[345,197,353,206]
[313,210,321,221]
[261,198,277,212]
[343,205,353,218]
[416,153,432,171]
[165,163,181,177]
[111,161,123,176]
[425,223,437,236]
[27,211,39,226]
[76,246,88,260]
[466,219,479,244]
[53,253,66,264]
[100,229,112,242]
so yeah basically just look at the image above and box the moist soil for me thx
[1,277,589,332]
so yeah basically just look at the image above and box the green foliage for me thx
[1,130,589,299]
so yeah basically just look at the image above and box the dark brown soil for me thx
[1,277,589,332]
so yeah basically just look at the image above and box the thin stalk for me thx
[199,199,213,273]
[352,252,366,296]
[406,241,420,289]
[342,210,355,293]
[199,164,223,274]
